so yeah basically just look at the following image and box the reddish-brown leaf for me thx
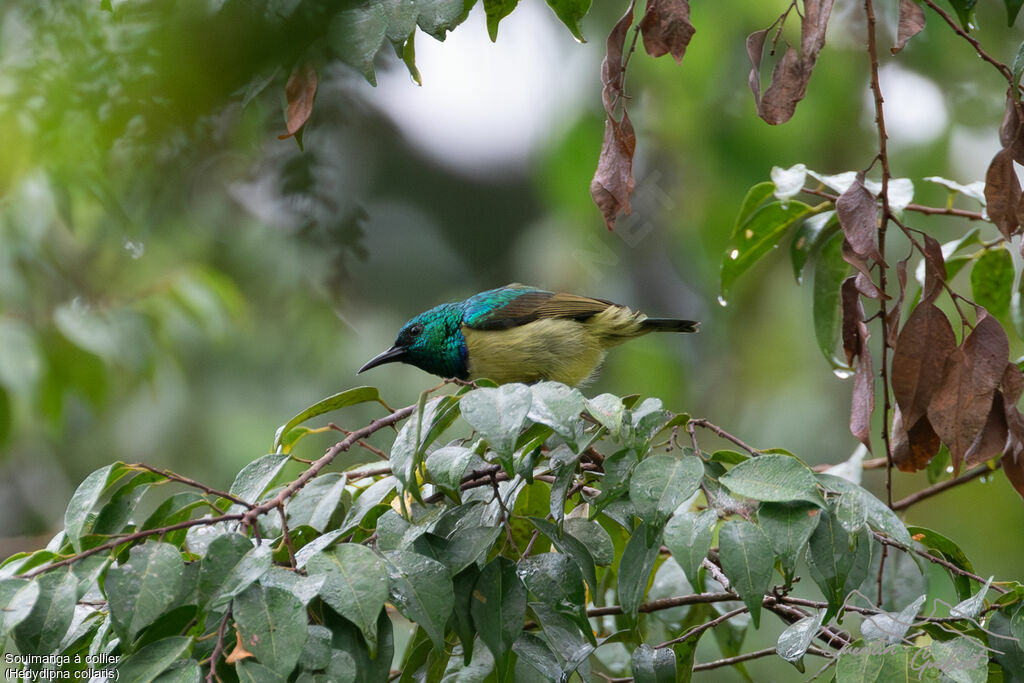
[984,147,1022,240]
[800,0,834,64]
[891,302,957,430]
[886,256,909,347]
[639,0,695,63]
[746,29,769,108]
[1002,448,1024,502]
[891,406,942,472]
[850,318,873,452]
[854,271,886,300]
[1002,362,1024,404]
[964,391,1008,468]
[591,2,637,230]
[279,63,318,140]
[892,0,925,54]
[837,178,883,264]
[921,234,947,304]
[927,311,1010,474]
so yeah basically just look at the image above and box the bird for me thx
[357,284,699,386]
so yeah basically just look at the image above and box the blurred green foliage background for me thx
[2,0,1024,672]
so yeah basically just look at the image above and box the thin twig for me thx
[693,646,831,672]
[241,405,415,529]
[130,462,254,509]
[872,531,1009,593]
[688,418,760,455]
[206,609,232,683]
[656,605,748,649]
[891,462,997,511]
[801,187,986,222]
[919,0,1015,82]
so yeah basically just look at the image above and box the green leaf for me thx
[382,0,417,43]
[530,517,598,593]
[812,230,850,366]
[721,197,813,300]
[328,4,388,85]
[905,525,979,601]
[618,522,661,621]
[384,550,454,652]
[530,601,595,678]
[233,584,309,678]
[818,474,913,548]
[273,387,380,451]
[308,544,389,656]
[720,454,825,506]
[339,475,397,536]
[229,453,290,505]
[528,382,585,450]
[861,594,925,643]
[0,579,39,637]
[483,0,519,41]
[115,636,193,682]
[664,508,717,587]
[805,513,872,621]
[563,517,614,566]
[516,553,586,617]
[584,393,626,439]
[718,520,774,628]
[202,538,272,609]
[930,636,988,683]
[546,0,591,42]
[139,492,205,545]
[757,502,821,583]
[13,570,76,653]
[631,643,676,682]
[791,211,837,283]
[945,0,977,30]
[105,542,185,643]
[64,462,132,552]
[425,445,476,501]
[970,247,1014,318]
[327,608,394,681]
[513,633,564,681]
[1008,0,1024,27]
[287,472,349,532]
[452,565,480,664]
[392,396,460,502]
[835,642,931,681]
[460,383,532,460]
[471,557,527,679]
[416,0,472,40]
[629,454,704,529]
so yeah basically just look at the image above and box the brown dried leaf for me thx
[891,302,957,430]
[279,62,318,140]
[591,112,637,231]
[927,311,1010,474]
[964,391,1008,468]
[892,0,925,54]
[984,146,1022,240]
[1001,447,1024,502]
[854,271,886,300]
[840,276,862,366]
[759,46,804,125]
[639,0,695,63]
[886,256,909,347]
[921,234,947,304]
[891,405,941,472]
[753,0,833,124]
[850,318,873,452]
[591,3,637,230]
[837,178,884,264]
[999,92,1024,164]
[226,624,255,663]
[1002,362,1024,405]
[746,29,769,108]
[841,239,874,284]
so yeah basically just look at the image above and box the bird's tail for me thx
[640,318,700,333]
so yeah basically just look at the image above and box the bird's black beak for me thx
[357,345,408,374]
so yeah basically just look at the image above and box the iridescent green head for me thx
[358,303,469,379]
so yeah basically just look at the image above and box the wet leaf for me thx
[664,507,717,587]
[638,0,694,63]
[720,454,825,506]
[471,557,526,678]
[813,231,849,366]
[233,584,308,678]
[618,522,662,621]
[892,0,926,54]
[308,545,388,656]
[105,542,184,642]
[758,502,820,583]
[384,550,454,652]
[483,0,519,41]
[718,520,773,627]
[329,4,388,84]
[777,608,825,662]
[629,454,704,528]
[721,200,813,299]
[631,643,676,681]
[546,0,591,42]
[791,211,837,283]
[273,386,380,451]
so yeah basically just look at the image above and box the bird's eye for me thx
[409,324,424,337]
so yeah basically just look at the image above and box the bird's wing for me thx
[465,286,616,331]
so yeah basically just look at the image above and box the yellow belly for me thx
[463,318,609,385]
